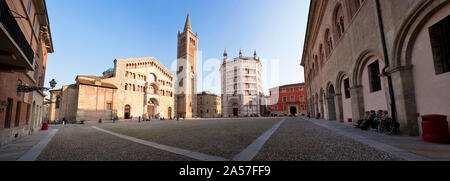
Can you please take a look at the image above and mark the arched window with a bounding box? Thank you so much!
[314,55,319,75]
[148,73,157,83]
[324,29,333,57]
[334,4,345,40]
[347,0,364,18]
[125,83,128,90]
[319,44,324,65]
[312,63,316,77]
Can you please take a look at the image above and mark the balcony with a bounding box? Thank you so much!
[0,0,34,71]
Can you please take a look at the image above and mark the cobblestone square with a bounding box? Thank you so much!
[3,117,442,161]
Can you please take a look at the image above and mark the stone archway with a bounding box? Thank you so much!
[124,105,131,119]
[319,89,325,119]
[232,103,239,117]
[327,84,337,120]
[168,107,172,118]
[148,98,159,119]
[396,1,450,136]
[290,106,297,115]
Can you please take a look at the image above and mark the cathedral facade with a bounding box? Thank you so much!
[48,57,175,122]
[47,14,198,122]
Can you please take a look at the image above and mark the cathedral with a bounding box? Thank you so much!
[48,14,198,122]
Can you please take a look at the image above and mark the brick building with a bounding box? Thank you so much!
[0,0,54,146]
[269,83,307,116]
[176,14,198,118]
[197,91,221,118]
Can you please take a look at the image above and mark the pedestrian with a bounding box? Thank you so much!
[355,111,370,128]
[138,116,141,123]
[98,118,102,123]
[307,112,311,119]
[55,119,58,125]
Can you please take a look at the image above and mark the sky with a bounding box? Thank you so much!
[44,0,310,95]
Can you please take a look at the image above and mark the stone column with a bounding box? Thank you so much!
[314,101,317,118]
[349,85,365,122]
[334,94,344,122]
[319,100,324,119]
[388,66,419,136]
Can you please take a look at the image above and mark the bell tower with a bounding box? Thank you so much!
[176,13,198,118]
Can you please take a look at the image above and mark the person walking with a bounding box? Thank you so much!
[138,116,141,123]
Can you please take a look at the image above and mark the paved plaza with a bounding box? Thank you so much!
[1,117,450,161]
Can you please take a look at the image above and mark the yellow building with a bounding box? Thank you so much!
[197,91,221,118]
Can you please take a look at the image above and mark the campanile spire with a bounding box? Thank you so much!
[184,13,192,32]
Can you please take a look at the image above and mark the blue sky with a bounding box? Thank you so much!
[44,0,310,95]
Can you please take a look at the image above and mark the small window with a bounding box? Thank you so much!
[368,60,382,92]
[27,0,32,15]
[15,101,21,127]
[55,96,61,108]
[429,15,450,75]
[283,97,287,102]
[344,78,351,98]
[290,96,294,102]
[106,102,113,110]
[284,106,287,111]
[274,106,278,111]
[290,88,294,92]
[179,79,183,87]
[34,19,39,35]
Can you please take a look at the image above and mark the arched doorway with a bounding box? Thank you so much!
[232,103,239,117]
[148,98,159,119]
[338,73,352,123]
[168,107,172,118]
[327,84,337,120]
[124,105,131,119]
[290,106,297,115]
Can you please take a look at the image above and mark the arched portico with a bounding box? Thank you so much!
[392,0,450,136]
[327,84,337,121]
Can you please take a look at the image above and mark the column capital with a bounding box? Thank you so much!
[348,85,362,90]
[385,65,413,75]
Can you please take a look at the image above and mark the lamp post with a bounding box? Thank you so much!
[17,79,57,93]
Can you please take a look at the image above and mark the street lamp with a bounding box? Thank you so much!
[49,79,57,89]
[17,79,57,93]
